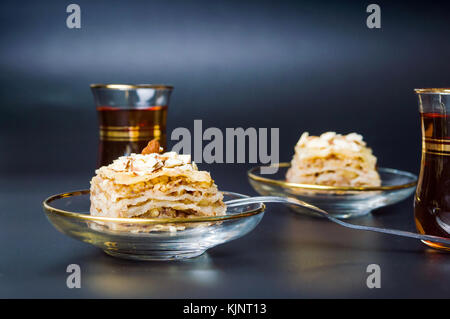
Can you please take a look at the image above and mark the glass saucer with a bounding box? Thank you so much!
[248,163,417,219]
[43,190,265,261]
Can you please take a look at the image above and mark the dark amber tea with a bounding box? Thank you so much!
[414,90,450,251]
[97,105,168,167]
[91,84,173,167]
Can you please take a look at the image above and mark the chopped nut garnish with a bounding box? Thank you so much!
[149,208,160,217]
[142,139,161,155]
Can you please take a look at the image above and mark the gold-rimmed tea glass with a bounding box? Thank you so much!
[414,88,450,251]
[90,84,173,167]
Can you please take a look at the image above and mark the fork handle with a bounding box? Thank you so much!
[225,196,450,246]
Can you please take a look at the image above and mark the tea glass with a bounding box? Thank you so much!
[414,88,450,250]
[90,84,173,167]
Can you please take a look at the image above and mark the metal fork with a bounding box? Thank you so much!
[225,196,450,246]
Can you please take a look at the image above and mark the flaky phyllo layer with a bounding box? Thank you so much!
[90,152,226,218]
[286,132,381,187]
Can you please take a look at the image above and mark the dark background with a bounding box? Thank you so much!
[0,0,449,299]
[1,0,449,180]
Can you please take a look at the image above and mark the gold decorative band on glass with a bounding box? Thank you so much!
[100,125,163,142]
[414,88,450,94]
[423,138,450,156]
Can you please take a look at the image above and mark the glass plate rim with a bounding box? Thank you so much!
[414,88,450,94]
[43,190,265,224]
[90,83,173,90]
[248,163,417,192]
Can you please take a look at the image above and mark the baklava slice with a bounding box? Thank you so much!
[90,142,226,219]
[286,132,381,187]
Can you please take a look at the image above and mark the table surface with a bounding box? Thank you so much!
[1,170,449,299]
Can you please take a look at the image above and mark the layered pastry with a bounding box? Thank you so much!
[286,132,381,187]
[90,140,226,223]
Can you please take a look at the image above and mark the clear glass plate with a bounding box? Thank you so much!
[43,190,265,261]
[248,163,417,219]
